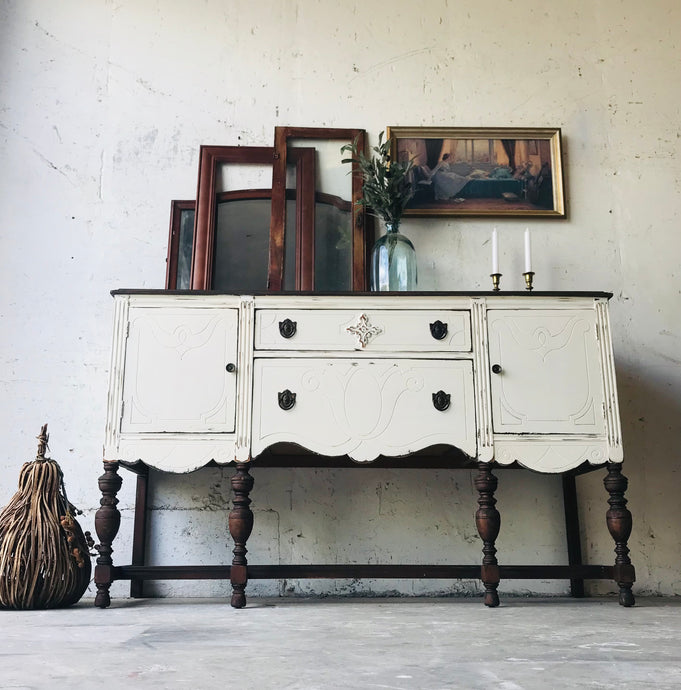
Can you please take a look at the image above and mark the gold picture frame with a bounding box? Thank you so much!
[387,127,566,218]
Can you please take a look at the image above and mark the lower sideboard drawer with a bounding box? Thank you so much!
[251,358,476,462]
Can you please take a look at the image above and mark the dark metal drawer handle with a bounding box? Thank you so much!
[278,389,296,411]
[491,364,502,374]
[432,390,451,412]
[279,319,297,339]
[225,363,236,373]
[430,320,448,340]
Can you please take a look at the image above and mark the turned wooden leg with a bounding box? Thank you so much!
[475,462,501,607]
[604,463,636,607]
[229,462,254,608]
[94,461,123,608]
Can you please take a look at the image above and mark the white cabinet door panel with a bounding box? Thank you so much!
[121,307,238,433]
[252,359,476,462]
[488,309,605,434]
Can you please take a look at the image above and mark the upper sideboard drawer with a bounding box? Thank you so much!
[254,309,471,352]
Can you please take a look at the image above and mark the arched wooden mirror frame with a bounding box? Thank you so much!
[269,127,368,292]
[190,145,315,290]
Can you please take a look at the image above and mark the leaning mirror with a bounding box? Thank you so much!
[166,200,195,289]
[191,145,314,290]
[269,127,367,292]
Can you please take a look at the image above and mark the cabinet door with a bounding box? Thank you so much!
[251,358,476,462]
[120,307,238,433]
[488,309,605,434]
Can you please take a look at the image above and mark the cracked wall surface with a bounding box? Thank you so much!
[0,0,679,598]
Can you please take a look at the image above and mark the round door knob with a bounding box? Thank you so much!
[491,364,502,374]
[226,363,236,373]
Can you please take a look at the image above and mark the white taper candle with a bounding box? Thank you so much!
[524,228,532,273]
[492,228,499,274]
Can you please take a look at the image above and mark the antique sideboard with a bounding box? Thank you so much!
[94,291,635,608]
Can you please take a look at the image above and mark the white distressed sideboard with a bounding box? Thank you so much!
[94,291,635,609]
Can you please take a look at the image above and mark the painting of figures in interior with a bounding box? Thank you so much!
[388,127,565,217]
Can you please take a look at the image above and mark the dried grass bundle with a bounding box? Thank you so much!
[0,425,93,609]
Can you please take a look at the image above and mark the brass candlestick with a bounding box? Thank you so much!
[523,271,535,291]
[490,273,502,292]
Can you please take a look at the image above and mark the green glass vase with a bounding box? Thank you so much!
[370,222,417,291]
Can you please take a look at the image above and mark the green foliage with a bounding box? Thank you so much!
[341,131,414,226]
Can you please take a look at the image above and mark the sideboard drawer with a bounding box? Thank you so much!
[251,358,476,462]
[254,309,471,352]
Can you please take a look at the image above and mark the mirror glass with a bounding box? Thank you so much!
[313,196,352,291]
[212,195,296,291]
[176,208,195,289]
[287,139,353,291]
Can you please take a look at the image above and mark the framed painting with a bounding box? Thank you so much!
[387,127,566,218]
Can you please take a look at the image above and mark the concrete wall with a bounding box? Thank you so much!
[1,0,679,599]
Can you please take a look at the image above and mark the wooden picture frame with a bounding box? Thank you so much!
[190,145,315,290]
[269,127,368,291]
[165,200,195,289]
[387,127,566,218]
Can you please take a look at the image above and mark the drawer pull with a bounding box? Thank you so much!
[279,319,297,339]
[432,390,451,412]
[491,364,502,374]
[278,389,296,411]
[225,363,236,373]
[429,320,448,340]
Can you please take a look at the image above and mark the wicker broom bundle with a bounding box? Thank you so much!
[0,425,93,609]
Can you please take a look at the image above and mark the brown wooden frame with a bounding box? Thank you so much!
[190,146,315,290]
[269,127,367,292]
[191,146,271,290]
[165,200,195,289]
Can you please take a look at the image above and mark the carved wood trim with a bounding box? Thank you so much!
[595,299,623,461]
[471,298,493,460]
[104,294,129,459]
[235,296,255,462]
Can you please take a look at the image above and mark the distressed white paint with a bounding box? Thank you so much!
[0,0,679,598]
[108,292,615,470]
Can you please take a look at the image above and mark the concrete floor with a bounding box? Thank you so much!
[2,597,680,689]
